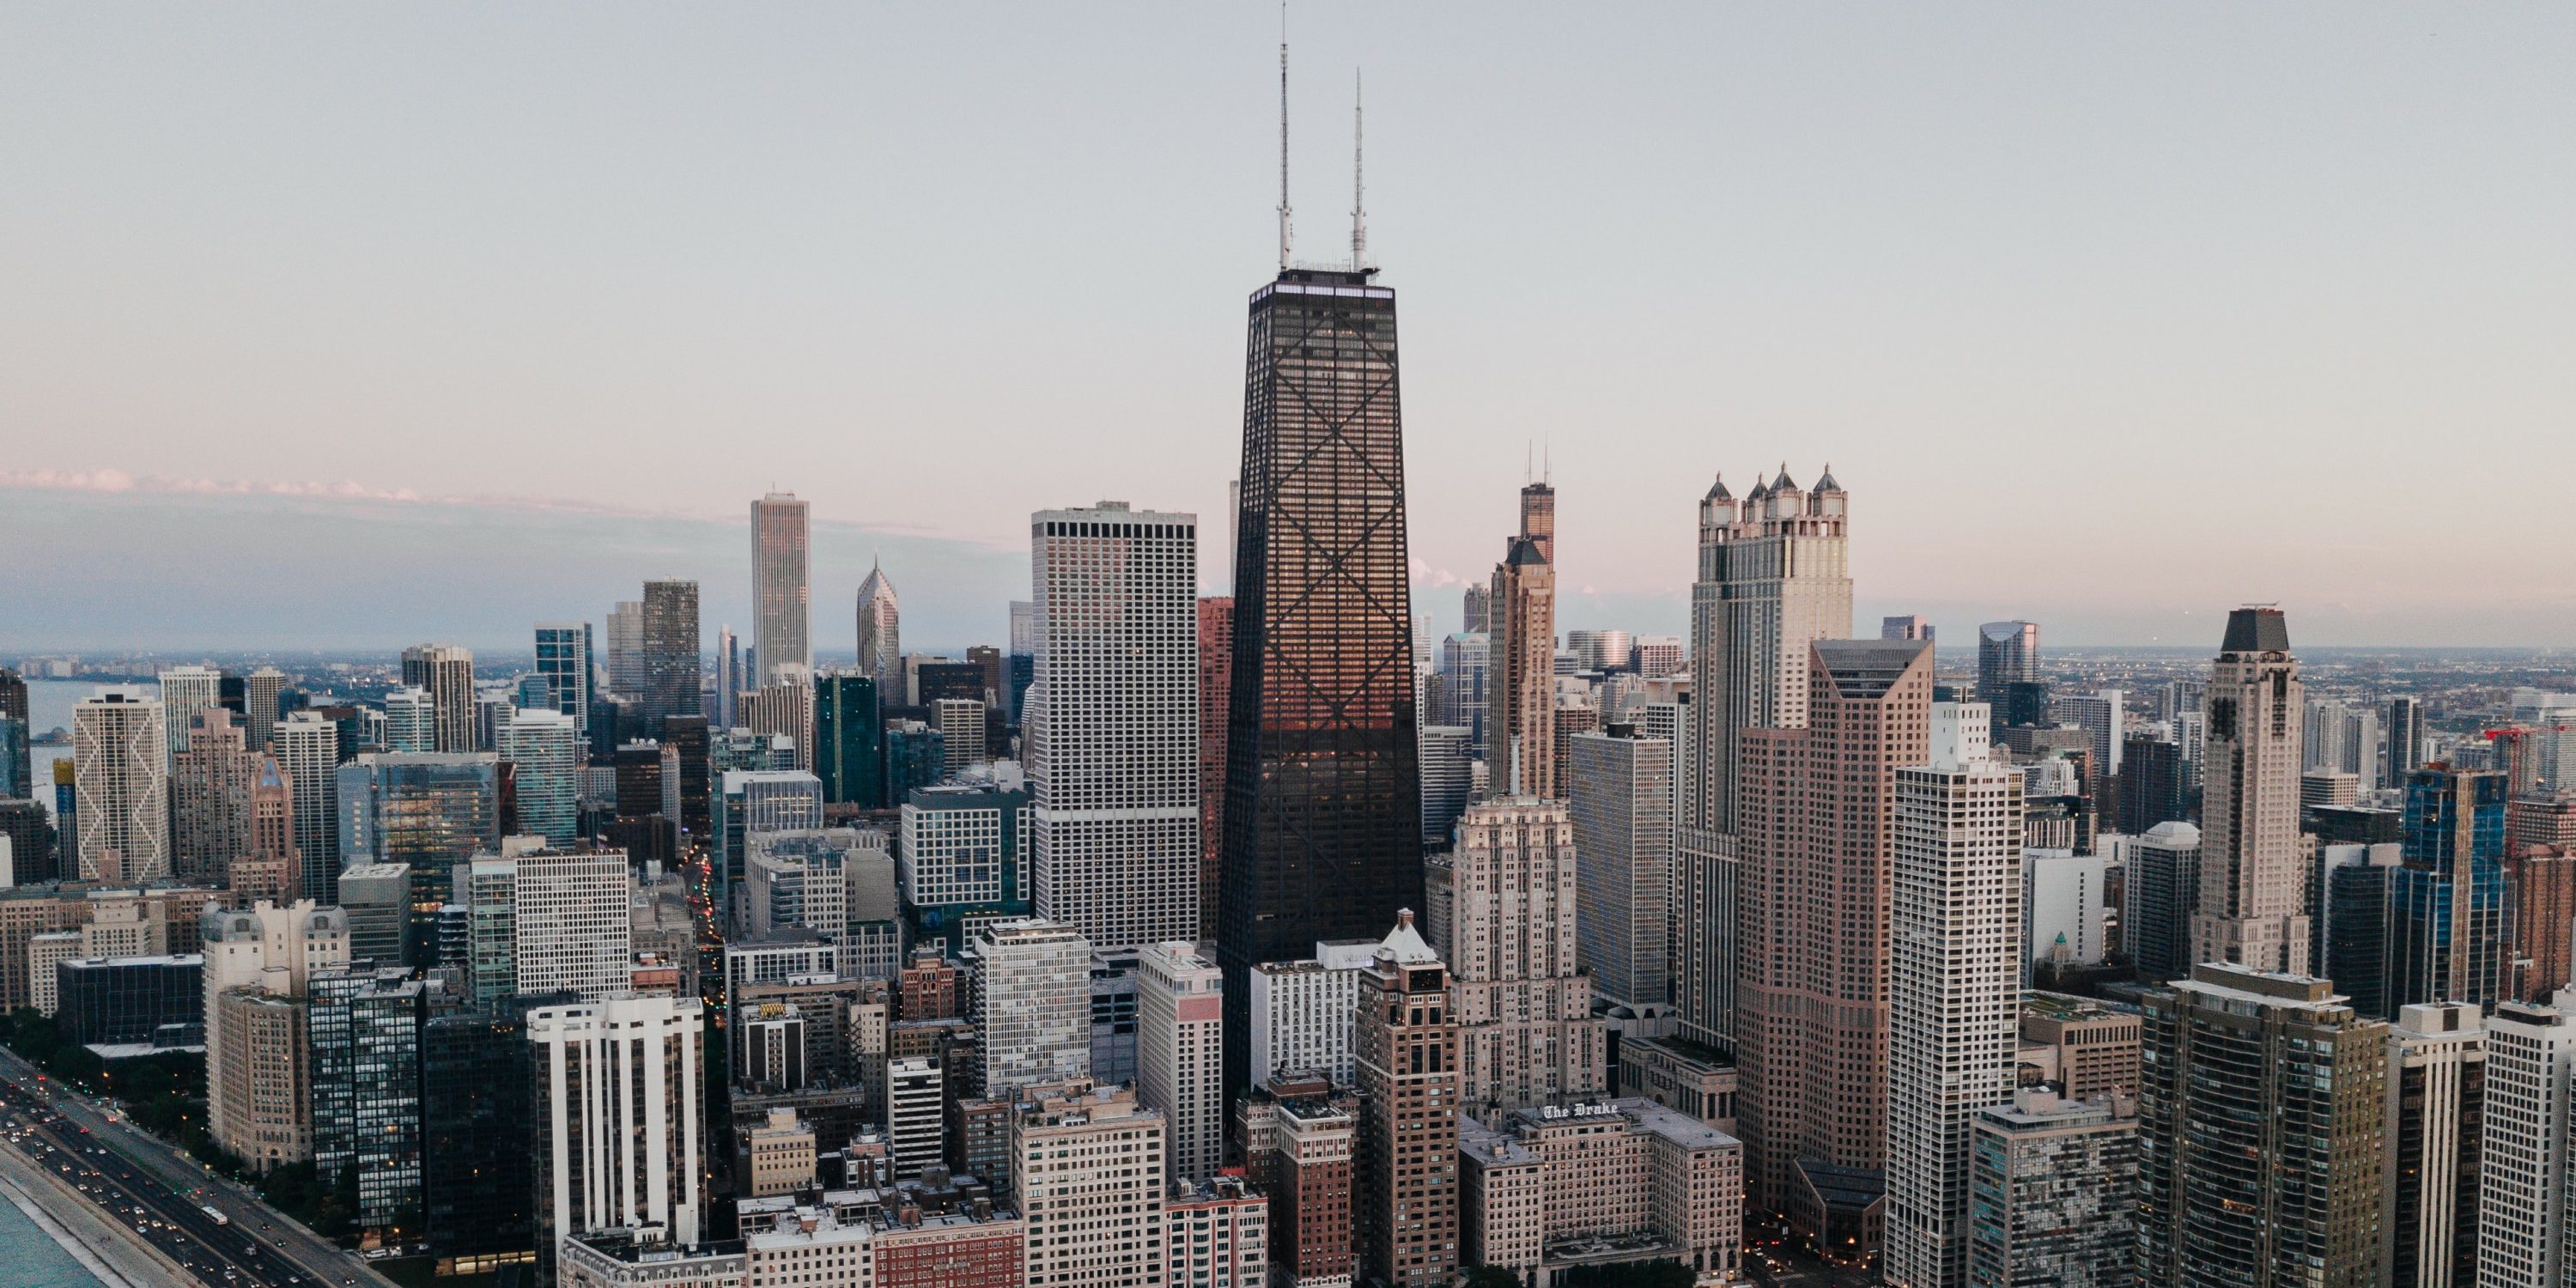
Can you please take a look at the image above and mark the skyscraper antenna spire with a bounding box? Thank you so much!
[1350,69,1368,271]
[1277,3,1293,270]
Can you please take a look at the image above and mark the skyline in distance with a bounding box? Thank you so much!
[5,6,2573,648]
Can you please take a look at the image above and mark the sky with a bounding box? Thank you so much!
[4,5,2573,653]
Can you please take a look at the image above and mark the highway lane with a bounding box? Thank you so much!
[0,1058,375,1288]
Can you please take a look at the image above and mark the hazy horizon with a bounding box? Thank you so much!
[6,6,2573,649]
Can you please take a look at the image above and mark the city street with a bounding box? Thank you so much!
[0,1047,391,1288]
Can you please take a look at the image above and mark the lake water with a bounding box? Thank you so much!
[16,678,90,825]
[0,1180,109,1286]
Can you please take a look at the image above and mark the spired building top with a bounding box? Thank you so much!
[1221,55,1422,1095]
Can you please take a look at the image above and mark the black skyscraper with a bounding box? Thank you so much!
[641,578,702,733]
[1218,264,1422,1091]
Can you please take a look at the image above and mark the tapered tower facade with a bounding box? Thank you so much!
[2190,607,2312,975]
[1677,467,1850,1053]
[1220,263,1422,1093]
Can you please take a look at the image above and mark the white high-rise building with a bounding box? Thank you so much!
[974,918,1093,1097]
[2190,607,2312,975]
[528,995,705,1272]
[513,847,634,1001]
[1138,940,1224,1186]
[1569,726,1674,1012]
[2385,1002,2482,1288]
[274,713,341,902]
[1886,701,2022,1288]
[751,492,812,683]
[1679,466,1849,1050]
[382,687,436,753]
[502,708,580,847]
[2048,690,2127,776]
[1248,940,1376,1086]
[2476,990,2576,1288]
[1027,502,1200,951]
[605,600,646,696]
[72,686,170,883]
[157,665,223,756]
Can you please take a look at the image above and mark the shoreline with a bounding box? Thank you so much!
[0,1137,188,1288]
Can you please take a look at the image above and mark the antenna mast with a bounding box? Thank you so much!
[1277,4,1292,270]
[1351,70,1368,271]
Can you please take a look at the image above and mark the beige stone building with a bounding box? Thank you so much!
[1428,799,1607,1116]
[748,1108,818,1197]
[1012,1079,1168,1288]
[1460,1099,1743,1286]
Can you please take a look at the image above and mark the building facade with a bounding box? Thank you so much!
[1431,798,1607,1115]
[1220,263,1424,1093]
[1028,502,1201,951]
[1352,913,1460,1288]
[2190,608,2312,975]
[1136,940,1224,1186]
[1886,702,2023,1288]
[1736,638,1930,1253]
[751,493,811,683]
[1678,467,1850,1055]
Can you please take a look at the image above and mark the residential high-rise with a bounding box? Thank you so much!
[237,753,298,905]
[1736,637,1929,1250]
[243,667,287,752]
[2506,845,2576,1002]
[2125,821,2202,984]
[527,995,705,1277]
[158,665,223,755]
[535,622,594,737]
[1247,942,1374,1087]
[605,600,646,696]
[1679,466,1850,1054]
[0,667,30,799]
[742,667,817,772]
[501,708,580,847]
[1138,940,1224,1186]
[1219,259,1423,1093]
[276,711,343,902]
[172,708,259,884]
[2476,990,2576,1288]
[1416,725,1473,851]
[308,966,429,1233]
[1975,622,2040,717]
[401,644,477,754]
[2190,607,2313,975]
[856,557,902,697]
[1353,912,1460,1288]
[1197,597,1233,941]
[814,671,884,809]
[932,696,985,775]
[2137,964,2387,1288]
[1965,1090,2136,1288]
[72,686,169,883]
[2388,696,2427,784]
[1428,797,1605,1114]
[203,901,349,1170]
[752,492,812,682]
[1886,701,2023,1288]
[1569,725,1674,1013]
[1488,483,1558,798]
[640,579,702,732]
[2387,765,2511,1012]
[973,918,1091,1097]
[1012,1080,1169,1288]
[2050,690,2126,777]
[2385,1002,2482,1288]
[382,686,435,754]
